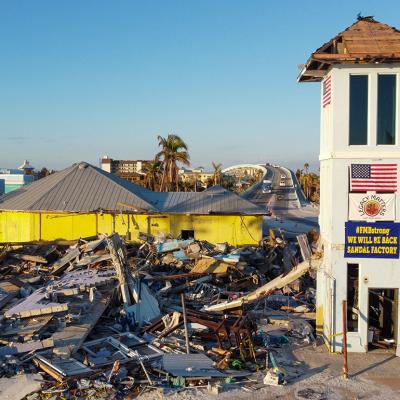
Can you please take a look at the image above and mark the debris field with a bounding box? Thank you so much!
[0,229,321,399]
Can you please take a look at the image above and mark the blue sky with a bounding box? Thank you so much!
[1,1,399,172]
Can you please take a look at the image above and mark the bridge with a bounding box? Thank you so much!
[223,163,319,236]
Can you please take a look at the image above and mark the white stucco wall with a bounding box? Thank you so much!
[317,64,400,353]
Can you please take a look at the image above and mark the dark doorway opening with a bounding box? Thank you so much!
[181,230,195,240]
[347,264,359,332]
[368,288,398,352]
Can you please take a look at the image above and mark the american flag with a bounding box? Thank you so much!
[322,76,331,108]
[350,164,398,192]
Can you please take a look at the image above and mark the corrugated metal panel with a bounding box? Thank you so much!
[0,163,157,212]
[161,354,226,377]
[0,165,76,210]
[163,186,266,215]
[0,165,265,215]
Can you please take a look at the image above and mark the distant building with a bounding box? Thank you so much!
[300,17,400,354]
[0,160,35,193]
[100,156,151,184]
[178,167,214,188]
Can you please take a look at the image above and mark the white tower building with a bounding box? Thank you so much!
[300,17,400,353]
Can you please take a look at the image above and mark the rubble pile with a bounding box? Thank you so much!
[0,230,321,399]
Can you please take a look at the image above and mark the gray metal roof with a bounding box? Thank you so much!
[0,162,157,212]
[142,191,198,211]
[0,163,266,215]
[157,186,267,215]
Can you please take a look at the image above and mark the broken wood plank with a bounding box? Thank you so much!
[9,253,48,264]
[79,238,105,253]
[106,233,132,306]
[204,257,322,312]
[0,338,54,356]
[51,247,80,275]
[76,253,111,267]
[51,290,115,355]
[4,289,69,318]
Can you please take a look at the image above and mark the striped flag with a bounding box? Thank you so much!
[350,164,398,192]
[322,76,331,108]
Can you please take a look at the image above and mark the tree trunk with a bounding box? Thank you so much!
[160,163,167,192]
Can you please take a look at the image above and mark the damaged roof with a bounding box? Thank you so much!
[299,16,400,82]
[0,163,266,215]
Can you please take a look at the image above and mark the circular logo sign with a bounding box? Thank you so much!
[363,199,381,217]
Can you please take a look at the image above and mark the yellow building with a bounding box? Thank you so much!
[0,162,265,245]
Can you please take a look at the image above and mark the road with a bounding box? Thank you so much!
[241,165,319,236]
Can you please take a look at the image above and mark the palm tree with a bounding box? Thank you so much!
[143,158,163,191]
[212,162,222,186]
[157,134,190,191]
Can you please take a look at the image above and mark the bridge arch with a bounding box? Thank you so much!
[222,164,267,176]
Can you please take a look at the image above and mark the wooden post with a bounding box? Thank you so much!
[342,300,349,379]
[181,292,190,354]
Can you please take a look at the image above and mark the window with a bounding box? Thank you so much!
[377,74,396,145]
[347,263,359,332]
[349,75,368,145]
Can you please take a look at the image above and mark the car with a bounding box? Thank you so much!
[261,180,272,193]
[279,180,286,187]
[280,174,286,179]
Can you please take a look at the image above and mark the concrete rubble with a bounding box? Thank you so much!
[0,230,321,398]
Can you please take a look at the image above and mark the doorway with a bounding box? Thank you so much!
[368,288,398,351]
[181,230,195,240]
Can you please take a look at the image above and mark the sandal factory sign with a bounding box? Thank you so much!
[345,221,400,259]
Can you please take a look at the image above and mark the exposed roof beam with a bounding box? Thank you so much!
[312,52,400,60]
[300,70,327,77]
